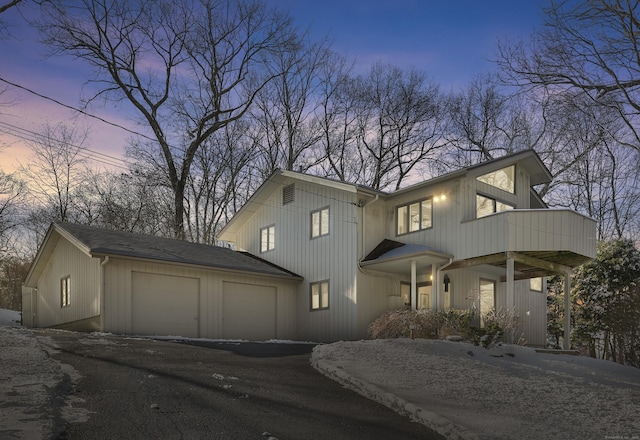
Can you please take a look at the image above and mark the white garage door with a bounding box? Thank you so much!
[131,272,200,338]
[222,282,277,340]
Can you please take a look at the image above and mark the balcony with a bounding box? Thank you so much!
[448,209,597,278]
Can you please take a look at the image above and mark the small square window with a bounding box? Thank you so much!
[260,225,275,252]
[310,280,329,310]
[60,275,71,308]
[530,277,543,292]
[311,207,329,238]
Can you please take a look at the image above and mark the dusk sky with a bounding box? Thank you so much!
[0,0,547,173]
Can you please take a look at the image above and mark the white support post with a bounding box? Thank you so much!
[564,271,571,350]
[411,260,417,311]
[506,256,515,310]
[432,264,439,311]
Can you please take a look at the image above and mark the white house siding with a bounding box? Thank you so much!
[514,281,547,347]
[34,237,101,329]
[232,177,360,342]
[102,258,297,340]
[444,268,546,346]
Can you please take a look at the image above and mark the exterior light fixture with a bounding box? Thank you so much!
[443,274,451,292]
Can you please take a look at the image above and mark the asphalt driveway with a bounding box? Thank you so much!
[31,330,443,440]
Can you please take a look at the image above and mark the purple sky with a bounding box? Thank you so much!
[0,0,546,172]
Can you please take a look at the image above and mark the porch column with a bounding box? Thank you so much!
[411,259,417,311]
[564,270,571,350]
[432,264,439,311]
[506,256,515,310]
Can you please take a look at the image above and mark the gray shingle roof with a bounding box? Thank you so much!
[55,222,301,279]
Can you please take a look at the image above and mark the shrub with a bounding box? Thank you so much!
[368,309,440,339]
[368,308,478,340]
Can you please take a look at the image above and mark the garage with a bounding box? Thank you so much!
[222,282,277,340]
[131,271,200,338]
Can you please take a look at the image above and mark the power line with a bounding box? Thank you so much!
[0,120,132,170]
[0,76,156,142]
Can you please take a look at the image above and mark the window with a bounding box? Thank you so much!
[283,184,295,205]
[401,281,432,309]
[530,277,543,292]
[479,279,495,327]
[260,225,275,252]
[476,194,514,218]
[60,275,71,308]
[310,280,329,310]
[476,165,515,193]
[311,207,330,238]
[397,199,432,235]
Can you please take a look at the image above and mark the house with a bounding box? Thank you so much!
[22,150,597,346]
[22,222,302,340]
[218,150,597,346]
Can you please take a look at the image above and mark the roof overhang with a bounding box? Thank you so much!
[218,169,359,243]
[445,250,592,281]
[361,240,453,275]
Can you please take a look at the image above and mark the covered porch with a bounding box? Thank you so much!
[362,239,595,349]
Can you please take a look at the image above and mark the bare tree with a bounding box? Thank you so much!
[93,168,174,237]
[249,36,331,177]
[443,75,536,169]
[0,170,23,256]
[185,121,255,244]
[498,0,640,152]
[315,52,360,182]
[38,0,298,239]
[20,123,89,223]
[0,256,29,311]
[350,63,445,190]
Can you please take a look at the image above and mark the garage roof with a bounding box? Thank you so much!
[39,222,302,280]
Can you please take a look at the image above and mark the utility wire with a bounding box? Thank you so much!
[0,75,156,142]
[0,120,131,170]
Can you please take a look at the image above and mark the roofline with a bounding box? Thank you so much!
[23,223,57,286]
[89,251,304,281]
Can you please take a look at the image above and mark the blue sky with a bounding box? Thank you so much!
[0,0,547,171]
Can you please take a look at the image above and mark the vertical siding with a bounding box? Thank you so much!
[35,238,101,328]
[103,258,298,339]
[234,178,359,342]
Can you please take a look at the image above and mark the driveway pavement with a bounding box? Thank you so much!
[0,328,442,440]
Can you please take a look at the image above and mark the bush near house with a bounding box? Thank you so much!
[368,308,519,348]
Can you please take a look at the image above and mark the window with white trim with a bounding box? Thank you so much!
[476,194,514,218]
[396,199,432,235]
[476,165,515,193]
[60,275,71,308]
[311,207,329,238]
[310,280,329,310]
[260,225,275,252]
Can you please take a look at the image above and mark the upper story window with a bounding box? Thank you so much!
[397,199,432,235]
[311,207,330,238]
[60,275,71,308]
[260,225,275,252]
[477,165,515,194]
[477,194,514,218]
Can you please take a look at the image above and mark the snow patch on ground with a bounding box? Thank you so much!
[312,338,640,440]
[0,327,92,439]
[0,308,21,326]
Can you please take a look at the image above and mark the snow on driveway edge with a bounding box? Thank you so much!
[311,344,475,440]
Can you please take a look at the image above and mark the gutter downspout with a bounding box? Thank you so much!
[100,256,110,332]
[360,194,379,261]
